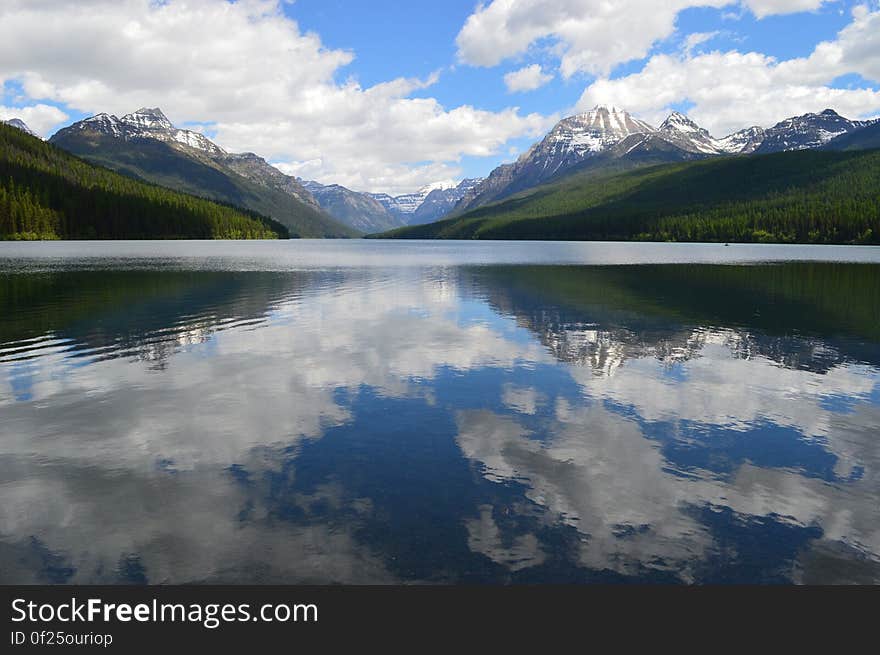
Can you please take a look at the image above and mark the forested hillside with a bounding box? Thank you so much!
[0,123,287,240]
[50,116,358,238]
[379,149,880,244]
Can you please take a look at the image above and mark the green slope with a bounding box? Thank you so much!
[50,131,357,238]
[0,122,287,240]
[378,149,880,244]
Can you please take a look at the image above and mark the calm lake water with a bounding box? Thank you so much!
[1,240,879,584]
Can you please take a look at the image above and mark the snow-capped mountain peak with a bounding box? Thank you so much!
[552,105,655,152]
[498,105,658,184]
[716,126,765,154]
[364,177,485,222]
[657,111,724,154]
[2,118,37,137]
[755,108,865,153]
[420,179,458,193]
[661,111,704,134]
[121,107,174,131]
[382,187,434,214]
[67,108,226,156]
[80,113,123,136]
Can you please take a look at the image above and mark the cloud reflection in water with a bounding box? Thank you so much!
[1,254,878,584]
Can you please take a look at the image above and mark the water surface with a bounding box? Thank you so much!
[1,240,879,584]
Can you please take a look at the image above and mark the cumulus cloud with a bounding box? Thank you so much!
[457,0,729,77]
[503,64,553,93]
[0,103,68,136]
[577,6,880,136]
[0,268,552,582]
[3,264,879,582]
[0,0,550,194]
[743,0,832,19]
[455,0,831,78]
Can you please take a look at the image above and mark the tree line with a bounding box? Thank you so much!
[386,149,880,244]
[0,123,287,240]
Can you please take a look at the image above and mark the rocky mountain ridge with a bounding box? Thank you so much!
[454,105,878,214]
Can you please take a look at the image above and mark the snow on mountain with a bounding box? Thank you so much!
[658,112,725,154]
[391,188,434,215]
[529,105,655,172]
[659,113,769,155]
[343,178,483,225]
[456,105,657,212]
[455,105,875,215]
[122,106,174,131]
[409,178,485,225]
[44,103,876,229]
[71,107,227,157]
[369,184,445,217]
[2,118,37,137]
[716,126,766,154]
[755,109,868,154]
[823,118,880,151]
[302,180,405,233]
[54,107,327,216]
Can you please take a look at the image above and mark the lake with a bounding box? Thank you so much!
[1,240,879,584]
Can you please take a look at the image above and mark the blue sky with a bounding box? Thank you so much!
[283,0,871,181]
[1,0,879,193]
[290,0,854,111]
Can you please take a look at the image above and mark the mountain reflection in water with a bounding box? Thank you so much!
[1,244,878,584]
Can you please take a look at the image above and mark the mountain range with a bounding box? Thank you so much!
[4,102,880,242]
[367,179,485,225]
[382,146,880,244]
[49,108,355,238]
[452,105,877,215]
[291,178,488,233]
[300,180,404,233]
[1,120,287,240]
[39,107,482,234]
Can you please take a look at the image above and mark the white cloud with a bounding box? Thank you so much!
[456,399,880,580]
[0,103,68,136]
[832,3,880,82]
[743,0,831,19]
[456,0,727,77]
[2,266,879,582]
[0,269,552,582]
[683,31,720,54]
[577,6,880,136]
[0,0,550,194]
[504,64,553,93]
[455,0,830,78]
[502,384,545,414]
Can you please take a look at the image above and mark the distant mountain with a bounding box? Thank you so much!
[2,118,36,137]
[409,178,484,225]
[1,121,287,240]
[657,112,727,154]
[379,148,880,245]
[368,185,437,220]
[221,151,320,210]
[49,108,356,238]
[455,105,714,213]
[300,180,405,233]
[754,109,870,154]
[716,126,766,155]
[349,180,481,226]
[453,105,877,215]
[388,188,434,215]
[367,192,401,217]
[823,119,880,151]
